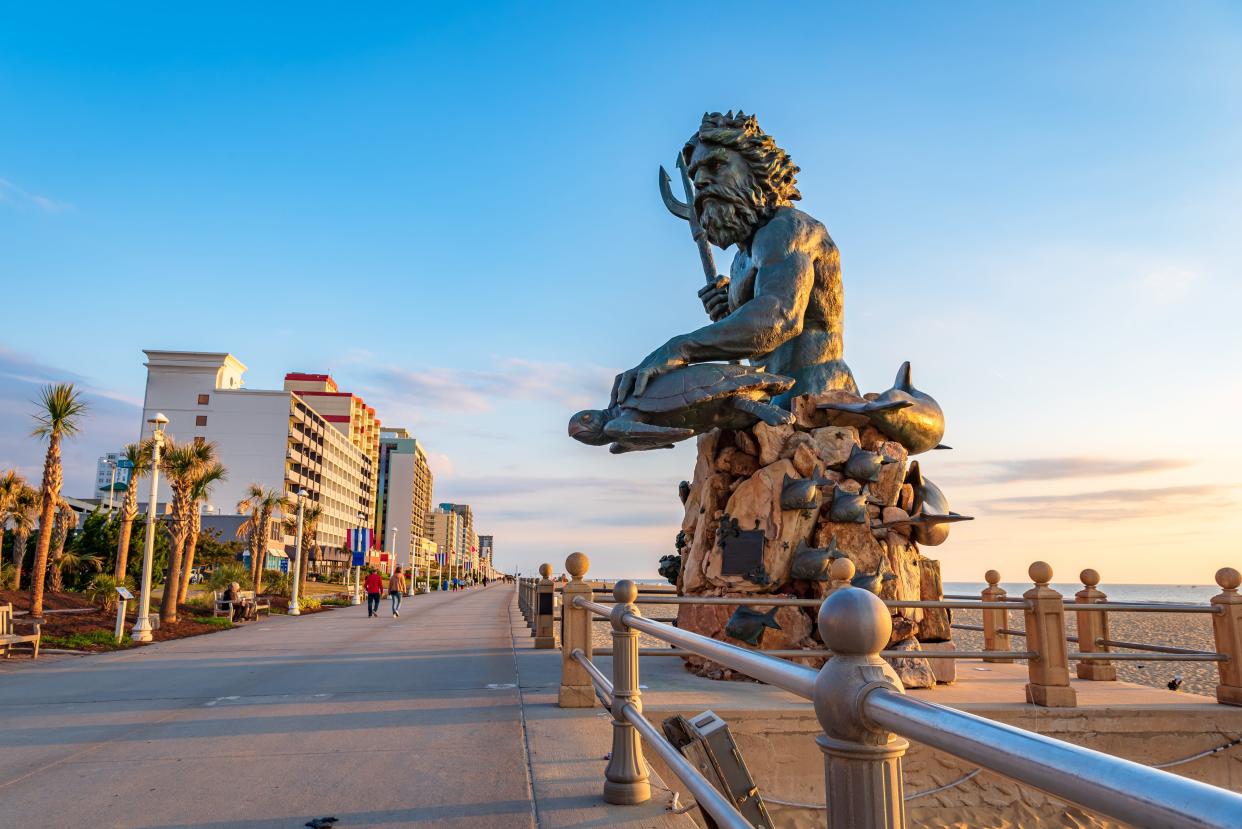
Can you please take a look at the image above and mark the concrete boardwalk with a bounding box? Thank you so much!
[0,586,553,828]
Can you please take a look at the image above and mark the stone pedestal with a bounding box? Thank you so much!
[671,391,960,683]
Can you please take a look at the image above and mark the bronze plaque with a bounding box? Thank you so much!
[720,529,765,576]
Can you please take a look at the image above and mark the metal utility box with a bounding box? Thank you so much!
[663,711,773,828]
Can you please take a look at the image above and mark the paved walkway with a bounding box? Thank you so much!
[0,586,538,828]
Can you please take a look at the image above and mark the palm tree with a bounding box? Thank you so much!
[0,470,24,570]
[177,461,227,604]
[236,484,289,595]
[158,440,217,623]
[113,441,153,581]
[29,383,88,617]
[298,504,322,596]
[52,548,101,591]
[7,485,39,588]
[47,499,79,593]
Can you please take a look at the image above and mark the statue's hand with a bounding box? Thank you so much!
[697,275,731,321]
[617,340,688,402]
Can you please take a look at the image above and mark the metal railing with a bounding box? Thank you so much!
[554,553,1242,828]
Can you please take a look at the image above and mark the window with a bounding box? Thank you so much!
[193,437,205,447]
[195,415,208,427]
[197,394,210,405]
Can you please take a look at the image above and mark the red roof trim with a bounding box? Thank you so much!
[296,390,351,397]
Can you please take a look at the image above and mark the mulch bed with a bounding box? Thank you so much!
[0,591,245,651]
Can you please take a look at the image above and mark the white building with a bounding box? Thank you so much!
[138,350,375,570]
[94,452,132,506]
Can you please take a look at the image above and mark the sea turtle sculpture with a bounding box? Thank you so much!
[568,363,795,454]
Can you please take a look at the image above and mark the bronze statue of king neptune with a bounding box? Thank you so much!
[615,111,854,407]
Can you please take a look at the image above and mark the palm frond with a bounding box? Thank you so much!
[30,383,89,440]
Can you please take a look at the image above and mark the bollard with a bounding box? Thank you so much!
[559,552,595,708]
[1211,567,1242,707]
[1023,562,1076,707]
[814,584,909,828]
[828,557,855,594]
[1075,569,1116,681]
[534,563,555,648]
[982,569,1012,663]
[604,579,650,804]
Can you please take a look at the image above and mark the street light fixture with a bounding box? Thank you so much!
[106,458,118,512]
[131,412,168,643]
[288,489,308,616]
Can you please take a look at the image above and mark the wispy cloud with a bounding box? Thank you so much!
[980,484,1238,521]
[437,474,659,500]
[1137,265,1199,305]
[357,356,617,414]
[0,177,72,213]
[946,456,1194,485]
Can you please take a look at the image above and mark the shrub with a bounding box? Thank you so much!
[44,630,131,650]
[0,561,14,591]
[261,571,292,597]
[207,563,252,592]
[85,574,132,612]
[190,615,233,629]
[298,597,322,611]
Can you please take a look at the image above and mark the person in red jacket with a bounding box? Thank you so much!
[364,569,384,617]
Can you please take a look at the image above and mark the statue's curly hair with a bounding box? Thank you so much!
[683,111,801,209]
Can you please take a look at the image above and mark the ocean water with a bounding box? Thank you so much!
[944,582,1220,605]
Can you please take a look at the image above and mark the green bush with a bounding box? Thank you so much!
[207,563,252,592]
[298,597,322,611]
[44,630,131,650]
[84,574,133,611]
[261,571,292,597]
[190,615,233,629]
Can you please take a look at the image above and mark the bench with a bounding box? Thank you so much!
[212,590,272,620]
[0,603,41,659]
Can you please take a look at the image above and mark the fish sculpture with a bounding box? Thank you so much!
[817,361,946,455]
[789,538,845,581]
[780,473,834,511]
[828,444,897,483]
[851,571,898,595]
[828,486,883,524]
[876,460,973,546]
[724,605,782,646]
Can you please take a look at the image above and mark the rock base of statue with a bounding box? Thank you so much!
[673,390,950,687]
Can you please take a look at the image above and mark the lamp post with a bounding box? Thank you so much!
[106,459,118,512]
[389,526,397,578]
[131,413,168,643]
[350,511,365,606]
[288,489,307,616]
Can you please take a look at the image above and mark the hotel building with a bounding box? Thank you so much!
[139,351,374,570]
[375,427,435,574]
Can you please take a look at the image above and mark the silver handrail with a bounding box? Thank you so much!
[865,689,1242,829]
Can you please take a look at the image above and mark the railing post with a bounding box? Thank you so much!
[814,584,909,828]
[604,579,650,804]
[828,557,855,593]
[981,569,1011,663]
[1074,569,1116,681]
[1211,567,1242,707]
[1023,561,1076,707]
[559,552,595,708]
[535,564,555,648]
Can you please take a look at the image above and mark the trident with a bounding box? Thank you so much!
[658,154,718,287]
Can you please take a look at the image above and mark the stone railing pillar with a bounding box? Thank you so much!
[559,552,595,708]
[814,583,909,828]
[981,569,1012,663]
[1211,567,1242,707]
[604,580,650,804]
[828,557,855,594]
[535,563,555,648]
[1074,569,1116,681]
[1023,561,1076,707]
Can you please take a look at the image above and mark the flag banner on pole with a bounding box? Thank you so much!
[348,528,372,567]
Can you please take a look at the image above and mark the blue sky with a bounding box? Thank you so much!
[2,3,1240,581]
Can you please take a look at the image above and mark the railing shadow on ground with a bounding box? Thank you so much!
[525,553,1242,829]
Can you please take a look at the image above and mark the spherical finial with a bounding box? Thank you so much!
[1216,567,1241,592]
[830,557,855,583]
[985,569,1001,586]
[1080,568,1100,588]
[817,587,892,655]
[565,552,589,580]
[613,579,638,604]
[538,563,552,579]
[1029,561,1053,585]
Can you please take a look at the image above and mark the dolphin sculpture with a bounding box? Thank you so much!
[828,443,898,483]
[780,473,834,511]
[828,487,884,524]
[724,606,782,646]
[789,538,845,580]
[876,460,973,546]
[817,361,946,455]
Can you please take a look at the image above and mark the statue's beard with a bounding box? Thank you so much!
[696,181,765,248]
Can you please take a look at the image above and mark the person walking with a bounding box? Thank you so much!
[364,568,384,617]
[389,566,407,617]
